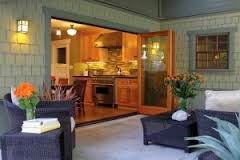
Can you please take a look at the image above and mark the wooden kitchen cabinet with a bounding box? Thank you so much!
[80,32,104,62]
[116,78,138,108]
[73,76,94,106]
[122,33,138,61]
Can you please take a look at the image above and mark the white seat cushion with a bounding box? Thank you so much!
[70,117,76,132]
[205,90,240,112]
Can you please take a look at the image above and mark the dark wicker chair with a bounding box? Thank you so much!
[2,93,75,160]
[195,109,238,160]
[73,80,87,115]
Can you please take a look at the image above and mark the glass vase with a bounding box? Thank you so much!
[178,98,190,112]
[26,108,35,120]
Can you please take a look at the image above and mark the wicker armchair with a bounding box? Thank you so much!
[195,109,238,160]
[2,93,75,160]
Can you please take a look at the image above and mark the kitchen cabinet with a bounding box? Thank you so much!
[73,76,94,106]
[115,78,138,108]
[122,33,138,61]
[80,32,104,62]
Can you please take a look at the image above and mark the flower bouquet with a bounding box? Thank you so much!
[15,82,40,120]
[165,72,205,112]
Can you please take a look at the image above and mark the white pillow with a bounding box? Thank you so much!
[11,87,19,106]
[205,90,240,112]
[70,117,75,132]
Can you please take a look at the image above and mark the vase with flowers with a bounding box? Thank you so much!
[165,72,204,114]
[14,82,40,120]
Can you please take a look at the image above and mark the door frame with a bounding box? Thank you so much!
[137,30,175,115]
[51,39,71,84]
[43,7,148,85]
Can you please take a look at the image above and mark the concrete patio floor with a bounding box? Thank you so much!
[74,115,197,160]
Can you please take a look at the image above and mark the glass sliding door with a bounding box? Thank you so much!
[138,31,175,115]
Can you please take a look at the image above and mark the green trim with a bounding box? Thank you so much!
[187,27,237,72]
[43,7,149,85]
[43,7,148,33]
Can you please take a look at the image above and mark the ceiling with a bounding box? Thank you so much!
[51,19,115,34]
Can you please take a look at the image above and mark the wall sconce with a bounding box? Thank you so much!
[17,20,28,33]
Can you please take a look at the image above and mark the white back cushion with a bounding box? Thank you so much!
[205,90,240,112]
[11,87,19,106]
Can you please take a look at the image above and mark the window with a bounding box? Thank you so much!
[57,47,66,64]
[196,34,229,69]
[188,27,236,71]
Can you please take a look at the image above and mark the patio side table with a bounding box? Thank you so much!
[1,128,64,160]
[141,112,197,153]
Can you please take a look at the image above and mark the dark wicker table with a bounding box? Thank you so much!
[141,112,197,153]
[1,128,64,160]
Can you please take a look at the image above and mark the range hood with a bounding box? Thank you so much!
[95,32,122,48]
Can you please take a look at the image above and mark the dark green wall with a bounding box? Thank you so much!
[162,0,240,18]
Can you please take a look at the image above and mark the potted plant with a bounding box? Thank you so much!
[186,114,240,160]
[39,84,77,109]
[14,82,40,120]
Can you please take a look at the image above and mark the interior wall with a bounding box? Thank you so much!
[160,11,240,108]
[51,32,81,83]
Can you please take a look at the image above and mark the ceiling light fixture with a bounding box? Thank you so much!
[67,25,77,36]
[56,28,61,36]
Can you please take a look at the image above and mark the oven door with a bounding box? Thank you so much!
[93,84,114,105]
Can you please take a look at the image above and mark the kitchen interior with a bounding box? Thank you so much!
[51,18,139,125]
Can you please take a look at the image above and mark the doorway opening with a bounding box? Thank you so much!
[50,18,139,126]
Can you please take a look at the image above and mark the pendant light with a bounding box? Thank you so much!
[56,28,61,36]
[67,25,77,36]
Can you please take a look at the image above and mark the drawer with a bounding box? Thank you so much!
[116,79,129,85]
[129,79,138,85]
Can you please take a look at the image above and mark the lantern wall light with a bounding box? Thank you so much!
[17,20,28,33]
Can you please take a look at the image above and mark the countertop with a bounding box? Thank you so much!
[72,75,137,78]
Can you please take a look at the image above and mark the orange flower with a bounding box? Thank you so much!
[14,82,36,98]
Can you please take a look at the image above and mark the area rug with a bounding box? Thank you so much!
[73,115,197,160]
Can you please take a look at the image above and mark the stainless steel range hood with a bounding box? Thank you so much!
[94,32,122,48]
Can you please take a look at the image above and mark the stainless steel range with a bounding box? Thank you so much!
[92,76,116,107]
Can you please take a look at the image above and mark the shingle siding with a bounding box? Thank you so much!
[160,12,240,108]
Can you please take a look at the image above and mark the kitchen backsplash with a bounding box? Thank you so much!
[75,49,138,75]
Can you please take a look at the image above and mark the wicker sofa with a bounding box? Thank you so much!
[1,93,75,160]
[195,109,238,160]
